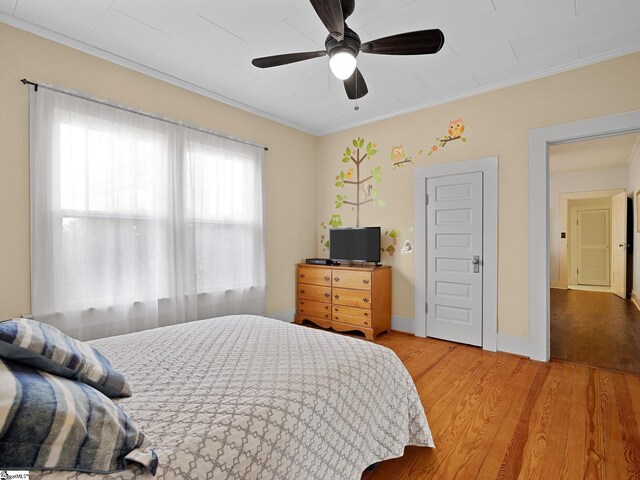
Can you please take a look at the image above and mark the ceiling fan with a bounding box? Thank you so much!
[251,0,445,100]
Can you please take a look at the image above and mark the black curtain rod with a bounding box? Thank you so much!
[20,78,269,152]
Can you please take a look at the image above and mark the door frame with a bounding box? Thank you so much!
[529,109,640,362]
[414,156,498,351]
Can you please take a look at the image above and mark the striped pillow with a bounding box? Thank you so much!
[0,358,157,475]
[0,319,131,398]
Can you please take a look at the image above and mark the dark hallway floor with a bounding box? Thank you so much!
[551,289,640,374]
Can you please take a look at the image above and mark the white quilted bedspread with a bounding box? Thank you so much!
[33,315,433,480]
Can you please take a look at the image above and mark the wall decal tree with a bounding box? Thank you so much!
[334,137,385,227]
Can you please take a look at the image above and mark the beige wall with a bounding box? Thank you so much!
[3,21,640,340]
[317,52,640,337]
[0,23,318,319]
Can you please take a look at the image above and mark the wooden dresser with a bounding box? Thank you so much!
[294,263,391,340]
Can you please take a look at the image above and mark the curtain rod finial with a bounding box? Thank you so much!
[21,78,38,91]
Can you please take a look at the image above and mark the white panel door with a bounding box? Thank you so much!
[426,172,483,346]
[611,191,627,298]
[577,209,610,286]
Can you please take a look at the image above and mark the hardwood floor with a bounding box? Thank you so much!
[357,331,640,480]
[551,288,640,374]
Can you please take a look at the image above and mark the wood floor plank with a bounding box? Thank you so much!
[585,368,607,479]
[537,362,576,480]
[599,371,631,480]
[559,364,590,480]
[494,362,551,480]
[473,360,542,480]
[611,374,640,478]
[398,341,458,381]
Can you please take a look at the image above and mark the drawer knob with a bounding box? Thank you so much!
[335,316,339,320]
[363,297,370,303]
[300,289,305,294]
[300,273,305,278]
[364,312,368,316]
[364,321,369,326]
[334,294,340,300]
[300,301,305,305]
[334,277,340,282]
[363,279,370,285]
[324,276,330,281]
[324,293,331,298]
[300,309,305,312]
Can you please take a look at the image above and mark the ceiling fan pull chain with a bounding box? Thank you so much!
[355,77,359,111]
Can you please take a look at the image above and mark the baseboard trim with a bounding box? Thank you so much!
[632,291,640,312]
[497,334,530,358]
[267,309,295,323]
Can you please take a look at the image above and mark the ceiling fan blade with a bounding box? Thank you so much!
[360,29,445,55]
[309,0,344,40]
[344,68,368,100]
[252,51,327,68]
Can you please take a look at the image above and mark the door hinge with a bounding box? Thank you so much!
[425,303,428,314]
[425,193,429,205]
[577,269,579,274]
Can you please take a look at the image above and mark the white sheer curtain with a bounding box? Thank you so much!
[30,86,266,340]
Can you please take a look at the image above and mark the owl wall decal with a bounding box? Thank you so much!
[391,146,405,163]
[448,118,465,138]
[390,145,416,169]
[328,214,343,229]
[428,117,468,156]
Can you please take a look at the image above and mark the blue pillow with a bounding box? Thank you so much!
[0,358,157,475]
[0,318,131,398]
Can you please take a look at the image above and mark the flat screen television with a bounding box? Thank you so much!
[329,227,381,263]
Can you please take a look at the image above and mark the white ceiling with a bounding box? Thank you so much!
[549,132,640,174]
[1,0,640,135]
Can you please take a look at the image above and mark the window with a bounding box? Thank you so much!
[31,87,265,339]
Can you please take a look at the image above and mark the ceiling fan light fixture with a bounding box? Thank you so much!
[329,49,357,80]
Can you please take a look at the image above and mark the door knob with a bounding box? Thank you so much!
[472,255,481,273]
[619,244,624,247]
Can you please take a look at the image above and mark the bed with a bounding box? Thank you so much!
[32,315,433,479]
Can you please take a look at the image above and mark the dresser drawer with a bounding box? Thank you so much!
[297,299,331,312]
[298,306,331,321]
[331,270,372,290]
[298,266,332,286]
[333,312,371,328]
[333,305,371,320]
[332,288,372,309]
[298,284,332,303]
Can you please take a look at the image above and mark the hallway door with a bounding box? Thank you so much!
[611,191,627,299]
[577,209,610,286]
